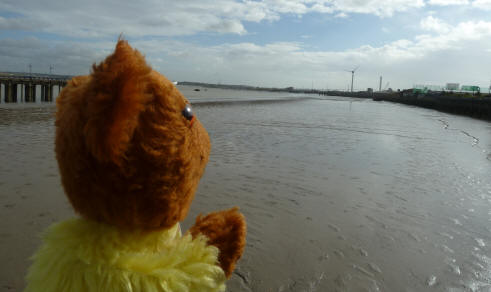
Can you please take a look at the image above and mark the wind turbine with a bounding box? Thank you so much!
[345,66,359,92]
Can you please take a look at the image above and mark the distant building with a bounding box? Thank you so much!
[461,85,480,93]
[413,84,442,92]
[446,83,459,91]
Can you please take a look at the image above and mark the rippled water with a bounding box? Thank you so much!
[1,86,490,291]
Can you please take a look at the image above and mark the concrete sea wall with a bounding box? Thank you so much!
[318,90,491,121]
[371,92,491,121]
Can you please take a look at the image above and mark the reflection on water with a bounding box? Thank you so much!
[1,86,490,291]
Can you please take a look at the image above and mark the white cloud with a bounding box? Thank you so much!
[420,16,451,33]
[428,0,469,5]
[0,0,429,38]
[149,19,491,89]
[129,19,491,89]
[264,0,310,14]
[0,37,111,75]
[207,19,247,35]
[328,0,425,17]
[0,0,276,37]
[265,0,426,17]
[1,18,491,90]
[378,20,491,60]
[0,16,47,31]
[335,13,348,18]
[261,0,427,17]
[472,0,491,10]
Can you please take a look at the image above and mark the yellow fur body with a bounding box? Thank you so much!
[24,218,226,292]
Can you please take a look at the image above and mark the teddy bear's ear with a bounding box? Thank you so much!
[83,40,152,165]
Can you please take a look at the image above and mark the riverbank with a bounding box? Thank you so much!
[369,91,491,121]
[316,90,491,121]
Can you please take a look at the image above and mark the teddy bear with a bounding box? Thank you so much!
[24,40,246,291]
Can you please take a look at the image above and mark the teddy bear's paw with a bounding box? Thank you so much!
[189,207,247,278]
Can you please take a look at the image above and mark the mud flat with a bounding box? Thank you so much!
[1,87,490,291]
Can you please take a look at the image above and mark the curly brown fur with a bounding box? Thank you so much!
[189,207,247,278]
[55,40,211,230]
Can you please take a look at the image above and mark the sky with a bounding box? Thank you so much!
[1,0,491,90]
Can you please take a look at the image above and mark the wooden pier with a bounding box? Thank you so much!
[0,73,70,103]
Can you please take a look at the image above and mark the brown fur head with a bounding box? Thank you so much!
[55,40,210,230]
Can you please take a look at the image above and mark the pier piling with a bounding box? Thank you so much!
[0,74,69,103]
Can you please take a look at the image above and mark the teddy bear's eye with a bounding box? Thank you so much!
[182,104,194,121]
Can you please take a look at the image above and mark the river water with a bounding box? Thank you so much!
[1,85,490,291]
